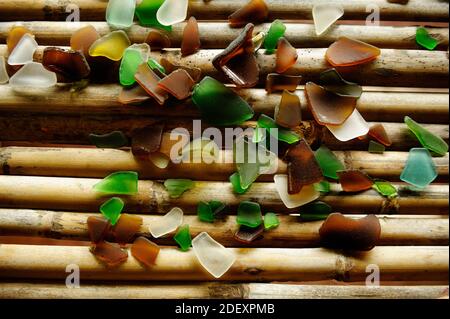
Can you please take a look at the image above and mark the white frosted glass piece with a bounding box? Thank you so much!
[312,4,344,36]
[156,0,188,26]
[7,33,38,66]
[106,0,136,29]
[274,174,320,209]
[9,62,57,88]
[0,57,9,84]
[149,207,183,238]
[326,109,370,142]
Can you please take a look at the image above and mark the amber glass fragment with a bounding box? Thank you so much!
[131,236,160,267]
[145,30,171,51]
[87,216,111,243]
[305,82,356,126]
[368,124,392,147]
[160,58,202,82]
[319,213,381,251]
[266,73,302,94]
[275,90,302,128]
[228,0,269,28]
[90,241,128,267]
[70,25,100,57]
[181,17,201,56]
[212,23,259,88]
[337,170,373,192]
[118,85,151,105]
[112,214,143,245]
[131,124,164,158]
[158,69,195,99]
[7,26,32,53]
[326,37,381,67]
[134,63,168,105]
[276,38,298,74]
[234,225,264,244]
[42,47,90,82]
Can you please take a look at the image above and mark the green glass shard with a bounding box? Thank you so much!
[229,172,249,194]
[100,197,124,226]
[299,213,330,221]
[405,116,448,156]
[147,58,166,74]
[319,68,363,98]
[197,201,215,223]
[257,114,301,144]
[209,200,226,217]
[299,201,332,216]
[400,148,438,189]
[372,179,398,198]
[173,224,192,251]
[119,44,150,86]
[314,180,331,194]
[264,212,280,230]
[416,27,439,51]
[237,201,263,228]
[314,145,344,180]
[89,131,129,149]
[164,179,195,198]
[192,76,255,126]
[135,0,172,31]
[93,171,138,195]
[368,140,386,154]
[264,20,286,54]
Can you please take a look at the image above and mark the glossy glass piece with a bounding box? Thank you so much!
[252,32,266,52]
[100,197,124,226]
[405,116,448,156]
[106,0,135,29]
[42,47,91,82]
[274,174,320,209]
[257,114,301,144]
[265,73,302,94]
[372,179,398,198]
[234,225,264,243]
[228,0,269,28]
[145,30,171,50]
[70,25,100,57]
[192,76,254,126]
[134,63,169,105]
[156,0,188,26]
[237,201,263,228]
[314,145,344,180]
[400,148,437,189]
[148,58,166,75]
[174,224,192,251]
[8,33,38,66]
[158,69,195,99]
[7,25,32,53]
[164,179,195,198]
[90,241,128,267]
[118,85,151,104]
[9,62,57,88]
[312,4,344,36]
[319,213,381,251]
[160,58,202,82]
[229,172,249,194]
[112,214,143,244]
[299,201,332,215]
[368,140,385,154]
[131,124,164,158]
[136,0,165,27]
[192,232,236,278]
[0,57,9,84]
[314,180,331,194]
[326,37,381,67]
[337,170,373,192]
[264,213,280,230]
[276,38,298,73]
[416,27,439,50]
[275,90,302,128]
[319,68,362,98]
[89,131,129,149]
[181,17,201,56]
[89,31,131,61]
[87,216,111,243]
[131,236,160,267]
[197,201,215,223]
[119,44,151,86]
[93,171,139,195]
[264,20,286,54]
[149,207,184,238]
[326,109,370,142]
[368,123,392,146]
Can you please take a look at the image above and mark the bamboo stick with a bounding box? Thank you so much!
[0,147,448,181]
[0,209,447,247]
[1,21,448,50]
[0,282,447,299]
[0,84,448,124]
[0,175,447,214]
[0,245,447,282]
[0,0,447,22]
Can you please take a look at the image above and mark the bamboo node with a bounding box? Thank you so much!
[335,254,354,281]
[208,284,248,299]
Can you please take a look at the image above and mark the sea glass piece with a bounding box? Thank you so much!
[276,38,298,73]
[230,172,249,194]
[305,82,357,126]
[89,131,129,148]
[106,0,136,29]
[148,59,166,75]
[234,225,264,243]
[327,109,370,142]
[87,216,111,243]
[136,0,165,27]
[312,4,344,36]
[192,76,254,125]
[156,0,188,26]
[368,123,392,146]
[319,68,362,98]
[7,25,32,53]
[286,140,323,194]
[299,201,332,216]
[9,62,57,88]
[400,148,437,189]
[209,201,226,218]
[100,197,124,226]
[264,213,280,230]
[42,47,91,82]
[93,171,138,195]
[314,145,345,180]
[90,241,128,267]
[164,179,195,198]
[192,232,236,278]
[338,170,373,192]
[7,33,38,66]
[274,174,320,209]
[264,20,286,54]
[237,201,263,228]
[118,85,151,104]
[257,114,301,144]
[160,58,202,82]
[131,124,164,158]
[145,30,171,50]
[0,57,9,84]
[275,90,302,128]
[149,207,184,238]
[326,37,381,67]
[212,24,259,88]
[373,179,398,198]
[368,140,385,154]
[181,17,201,56]
[158,69,195,99]
[319,213,381,251]
[89,31,131,61]
[70,25,100,57]
[131,236,160,267]
[416,27,439,51]
[197,201,215,223]
[265,73,302,94]
[174,224,192,251]
[314,180,331,194]
[134,63,169,105]
[228,0,269,28]
[252,32,266,52]
[112,214,143,244]
[120,44,151,86]
[405,116,448,156]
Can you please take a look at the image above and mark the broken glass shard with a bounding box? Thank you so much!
[9,62,57,88]
[7,33,38,66]
[149,207,184,238]
[416,27,439,51]
[131,236,160,267]
[93,171,138,195]
[368,140,385,154]
[257,114,301,144]
[112,214,143,244]
[405,116,448,156]
[314,180,331,194]
[237,201,263,228]
[42,47,91,82]
[337,170,373,192]
[158,69,195,99]
[266,73,302,94]
[156,0,188,26]
[314,145,345,180]
[373,179,398,198]
[7,25,32,53]
[276,37,298,73]
[106,0,136,29]
[131,124,164,158]
[368,123,392,147]
[145,30,171,50]
[274,174,320,209]
[312,4,344,36]
[230,172,249,194]
[228,0,269,28]
[264,20,286,54]
[234,225,264,243]
[100,197,124,226]
[89,30,131,61]
[87,216,111,243]
[90,241,128,267]
[400,148,438,189]
[264,213,280,230]
[181,16,201,56]
[70,25,100,57]
[326,109,370,142]
[120,43,151,86]
[275,90,302,128]
[160,58,202,82]
[326,37,381,67]
[134,63,169,105]
[118,85,151,104]
[89,131,129,149]
[174,224,192,251]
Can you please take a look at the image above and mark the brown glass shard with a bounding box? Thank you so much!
[118,84,151,105]
[266,73,302,94]
[305,82,357,126]
[87,216,111,243]
[131,124,164,158]
[326,37,381,67]
[134,63,169,105]
[275,90,302,128]
[337,170,373,192]
[158,69,195,100]
[70,25,100,57]
[131,236,161,267]
[90,241,128,267]
[160,58,202,82]
[111,214,143,245]
[212,23,259,88]
[145,30,171,51]
[7,25,32,53]
[42,47,91,82]
[319,213,381,251]
[228,0,269,28]
[234,225,264,243]
[181,17,201,56]
[286,140,323,194]
[368,124,392,146]
[276,38,298,74]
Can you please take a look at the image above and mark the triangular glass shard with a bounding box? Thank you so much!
[8,33,38,66]
[149,207,184,238]
[312,4,344,36]
[326,109,370,142]
[274,174,320,209]
[263,213,280,230]
[89,30,131,61]
[156,0,188,26]
[160,58,202,82]
[276,37,298,73]
[106,0,136,29]
[326,37,381,67]
[368,124,392,147]
[9,62,57,88]
[400,148,438,189]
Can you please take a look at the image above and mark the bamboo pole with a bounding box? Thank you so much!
[0,209,447,247]
[0,0,447,22]
[0,245,447,282]
[0,147,448,181]
[0,175,447,214]
[0,84,448,124]
[0,282,447,299]
[1,21,448,50]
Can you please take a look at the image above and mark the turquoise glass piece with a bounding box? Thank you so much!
[106,0,136,29]
[119,44,150,86]
[299,201,332,215]
[164,179,195,198]
[368,140,385,154]
[89,131,129,148]
[314,145,345,180]
[314,180,331,194]
[264,213,280,230]
[257,114,301,144]
[416,27,439,50]
[100,197,124,226]
[229,172,249,194]
[237,201,263,228]
[174,224,192,251]
[264,20,286,54]
[400,148,438,189]
[372,179,398,198]
[405,116,448,156]
[93,171,138,195]
[148,58,166,74]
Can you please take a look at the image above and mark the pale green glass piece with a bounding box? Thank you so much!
[174,224,192,252]
[314,180,331,194]
[237,201,263,228]
[164,179,195,198]
[264,213,280,230]
[314,145,344,180]
[106,0,136,29]
[368,140,385,154]
[100,197,124,225]
[400,148,437,189]
[405,116,448,156]
[119,44,150,86]
[93,171,138,195]
[416,27,439,50]
[372,179,398,198]
[257,114,300,144]
[264,20,286,54]
[147,58,166,74]
[229,172,249,194]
